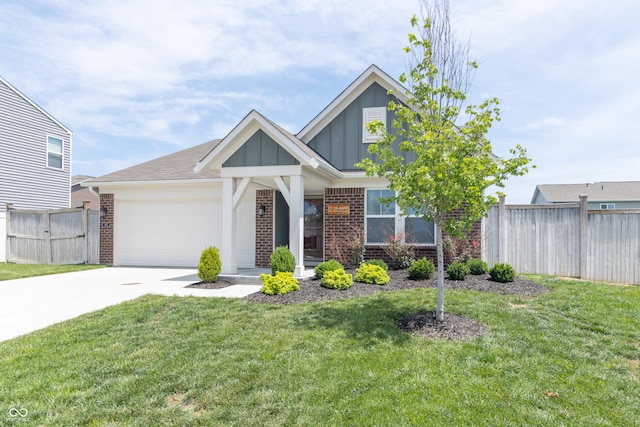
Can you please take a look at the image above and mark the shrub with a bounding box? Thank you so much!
[447,261,470,281]
[408,257,435,279]
[315,260,344,280]
[489,263,516,283]
[270,246,296,275]
[260,272,299,295]
[363,259,388,271]
[384,234,415,269]
[355,263,390,285]
[321,268,353,290]
[467,258,488,275]
[197,246,222,282]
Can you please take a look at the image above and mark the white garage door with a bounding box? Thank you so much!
[116,199,221,267]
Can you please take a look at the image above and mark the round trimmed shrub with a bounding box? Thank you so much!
[447,261,470,281]
[197,246,222,282]
[408,257,435,279]
[355,263,390,285]
[363,259,388,271]
[315,259,344,280]
[467,258,488,275]
[260,272,299,295]
[270,246,295,275]
[489,263,515,283]
[321,268,353,290]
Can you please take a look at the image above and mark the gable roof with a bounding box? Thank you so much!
[87,139,221,185]
[194,110,340,177]
[0,76,72,135]
[296,64,407,142]
[532,181,640,203]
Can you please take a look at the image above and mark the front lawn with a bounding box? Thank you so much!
[0,276,638,425]
[0,263,105,281]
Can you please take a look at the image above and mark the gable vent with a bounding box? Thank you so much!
[362,106,387,143]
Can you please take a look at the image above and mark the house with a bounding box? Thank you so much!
[0,76,73,262]
[531,182,640,210]
[71,175,100,209]
[87,65,481,275]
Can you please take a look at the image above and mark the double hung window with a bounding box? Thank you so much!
[365,189,435,245]
[47,136,63,169]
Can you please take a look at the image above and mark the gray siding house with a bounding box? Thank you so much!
[531,182,640,209]
[0,76,73,261]
[89,65,480,273]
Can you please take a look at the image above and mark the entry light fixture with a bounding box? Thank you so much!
[259,204,266,216]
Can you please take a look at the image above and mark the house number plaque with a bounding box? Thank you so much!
[327,204,350,215]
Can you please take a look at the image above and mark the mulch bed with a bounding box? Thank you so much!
[240,269,550,341]
[188,270,549,340]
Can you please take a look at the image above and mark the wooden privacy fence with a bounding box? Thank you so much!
[5,202,99,264]
[483,195,640,285]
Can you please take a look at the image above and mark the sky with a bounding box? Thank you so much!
[1,0,639,203]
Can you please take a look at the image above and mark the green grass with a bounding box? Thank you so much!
[0,277,638,426]
[0,263,106,281]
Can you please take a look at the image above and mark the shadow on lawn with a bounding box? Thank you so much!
[292,294,424,347]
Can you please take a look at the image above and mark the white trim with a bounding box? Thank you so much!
[83,178,221,187]
[297,65,407,142]
[232,177,252,209]
[221,165,302,178]
[273,176,291,206]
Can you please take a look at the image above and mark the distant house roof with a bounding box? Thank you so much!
[87,140,221,185]
[531,181,640,204]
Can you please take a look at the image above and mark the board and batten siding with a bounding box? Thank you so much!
[306,82,415,171]
[223,129,299,167]
[0,78,71,212]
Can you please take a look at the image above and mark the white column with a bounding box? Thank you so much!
[289,174,305,277]
[221,177,237,274]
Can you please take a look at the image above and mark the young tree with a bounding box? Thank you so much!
[356,0,532,322]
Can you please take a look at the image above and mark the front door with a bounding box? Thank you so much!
[304,199,323,265]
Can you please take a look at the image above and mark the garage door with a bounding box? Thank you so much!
[116,199,220,267]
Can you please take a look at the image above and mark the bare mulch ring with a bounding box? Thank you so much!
[186,280,235,290]
[243,269,549,341]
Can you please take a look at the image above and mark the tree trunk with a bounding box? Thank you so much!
[436,225,445,322]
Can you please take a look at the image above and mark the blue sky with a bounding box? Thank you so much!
[2,0,639,203]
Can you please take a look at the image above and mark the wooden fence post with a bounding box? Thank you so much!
[579,194,588,280]
[498,195,506,264]
[82,200,90,264]
[5,203,13,263]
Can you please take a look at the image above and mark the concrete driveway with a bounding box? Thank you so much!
[0,267,261,342]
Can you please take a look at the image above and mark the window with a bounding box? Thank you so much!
[600,203,615,210]
[365,189,435,245]
[47,136,63,169]
[362,106,387,143]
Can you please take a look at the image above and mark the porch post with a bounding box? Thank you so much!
[221,177,237,274]
[289,174,305,277]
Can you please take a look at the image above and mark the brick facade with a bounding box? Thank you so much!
[323,188,365,264]
[255,190,274,267]
[99,193,114,264]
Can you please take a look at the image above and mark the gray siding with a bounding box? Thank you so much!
[587,201,640,209]
[223,130,299,167]
[0,79,71,212]
[307,82,414,170]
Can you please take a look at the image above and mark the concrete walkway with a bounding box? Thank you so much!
[0,267,262,342]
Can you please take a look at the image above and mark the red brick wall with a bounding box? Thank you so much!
[255,190,274,267]
[99,193,114,264]
[323,188,365,264]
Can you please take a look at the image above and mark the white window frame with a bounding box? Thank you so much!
[600,203,615,210]
[47,135,64,170]
[362,106,387,144]
[365,189,436,246]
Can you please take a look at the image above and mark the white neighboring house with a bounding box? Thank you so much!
[531,181,640,210]
[0,76,73,262]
